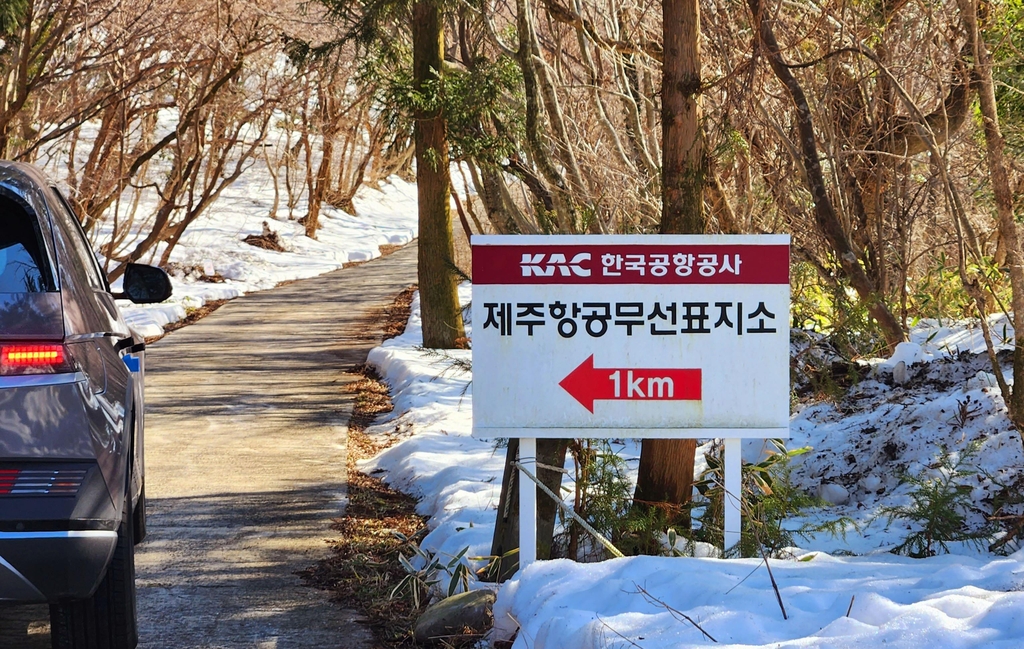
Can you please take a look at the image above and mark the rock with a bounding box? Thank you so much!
[892,360,908,385]
[966,371,998,391]
[414,589,497,645]
[888,342,922,367]
[818,483,850,505]
[860,475,883,493]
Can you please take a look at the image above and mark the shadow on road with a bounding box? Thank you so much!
[0,604,48,649]
[1,485,364,649]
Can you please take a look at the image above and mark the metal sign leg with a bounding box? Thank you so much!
[519,437,537,569]
[724,438,742,553]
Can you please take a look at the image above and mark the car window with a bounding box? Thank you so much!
[51,189,107,292]
[0,195,55,292]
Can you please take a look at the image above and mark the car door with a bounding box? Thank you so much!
[47,188,137,511]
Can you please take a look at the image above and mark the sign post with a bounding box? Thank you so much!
[472,235,790,564]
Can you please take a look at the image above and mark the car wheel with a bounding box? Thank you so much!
[50,504,138,649]
[132,483,146,545]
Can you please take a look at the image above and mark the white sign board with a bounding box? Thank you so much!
[471,235,791,439]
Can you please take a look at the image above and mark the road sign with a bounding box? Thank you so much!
[471,234,791,559]
[472,235,790,438]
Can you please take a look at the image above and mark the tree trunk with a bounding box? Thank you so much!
[634,438,697,526]
[412,0,466,348]
[306,137,331,238]
[487,440,521,582]
[956,0,1024,433]
[631,0,704,530]
[660,0,704,233]
[515,0,574,231]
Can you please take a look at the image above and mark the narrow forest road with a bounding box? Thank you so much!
[135,243,418,648]
[0,243,418,648]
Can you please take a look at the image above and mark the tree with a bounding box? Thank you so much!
[744,0,907,351]
[955,0,1024,433]
[631,0,703,532]
[306,0,466,348]
[412,0,466,348]
[660,0,703,234]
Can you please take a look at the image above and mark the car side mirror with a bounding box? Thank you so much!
[121,263,173,304]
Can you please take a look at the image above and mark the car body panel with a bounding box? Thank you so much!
[0,375,96,458]
[0,461,116,532]
[0,531,117,602]
[45,180,135,513]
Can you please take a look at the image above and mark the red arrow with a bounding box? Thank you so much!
[558,355,702,413]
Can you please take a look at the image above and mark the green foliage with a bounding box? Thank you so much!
[442,57,525,163]
[708,120,749,168]
[879,442,994,558]
[556,439,851,561]
[291,0,413,64]
[362,49,525,166]
[692,440,850,558]
[0,0,26,39]
[791,248,1012,364]
[556,439,685,559]
[614,499,677,558]
[790,261,887,358]
[389,532,472,608]
[907,253,1010,325]
[560,440,634,560]
[907,252,973,323]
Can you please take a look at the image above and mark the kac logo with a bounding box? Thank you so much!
[520,252,591,277]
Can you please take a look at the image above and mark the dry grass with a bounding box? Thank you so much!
[300,286,428,648]
[344,243,406,269]
[242,231,286,251]
[381,286,416,341]
[144,299,229,344]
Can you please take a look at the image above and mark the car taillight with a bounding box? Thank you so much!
[0,344,75,375]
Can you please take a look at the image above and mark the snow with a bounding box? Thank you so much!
[362,286,1024,648]
[493,552,1024,648]
[111,175,419,337]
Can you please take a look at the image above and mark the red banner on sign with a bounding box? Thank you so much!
[472,244,789,285]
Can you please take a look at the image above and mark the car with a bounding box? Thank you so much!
[0,161,171,648]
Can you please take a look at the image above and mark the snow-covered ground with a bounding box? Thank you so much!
[108,175,419,337]
[363,290,1024,648]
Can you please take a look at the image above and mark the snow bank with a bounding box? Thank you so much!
[362,285,503,564]
[494,551,1024,648]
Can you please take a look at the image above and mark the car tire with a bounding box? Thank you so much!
[49,504,138,649]
[132,483,146,545]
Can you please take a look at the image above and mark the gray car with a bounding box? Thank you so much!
[0,162,170,648]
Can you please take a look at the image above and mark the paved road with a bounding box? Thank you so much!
[0,243,418,648]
